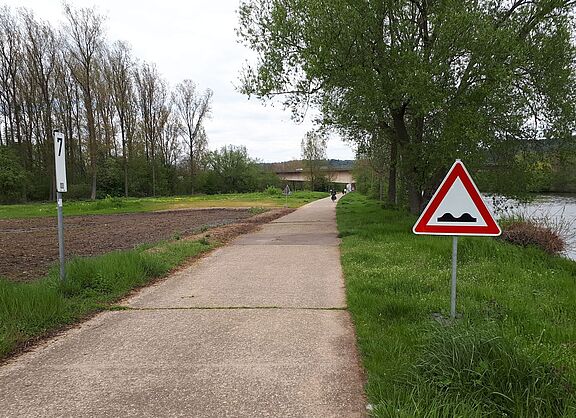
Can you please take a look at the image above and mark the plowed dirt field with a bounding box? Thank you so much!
[1,208,257,281]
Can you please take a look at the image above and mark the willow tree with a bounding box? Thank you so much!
[238,0,576,213]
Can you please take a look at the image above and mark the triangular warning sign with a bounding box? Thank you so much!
[413,160,501,236]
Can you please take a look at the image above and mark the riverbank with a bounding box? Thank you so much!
[484,193,576,260]
[337,193,576,416]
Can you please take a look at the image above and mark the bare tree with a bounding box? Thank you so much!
[301,130,327,191]
[107,40,134,196]
[0,8,22,148]
[157,106,181,167]
[21,10,62,199]
[63,4,104,200]
[173,80,212,193]
[135,62,168,196]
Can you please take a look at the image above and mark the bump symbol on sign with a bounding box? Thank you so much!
[437,213,477,223]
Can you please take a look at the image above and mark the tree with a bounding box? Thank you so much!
[0,7,23,149]
[208,145,259,193]
[107,41,135,197]
[356,132,391,202]
[173,80,212,193]
[21,10,65,200]
[64,4,105,200]
[238,0,576,213]
[301,130,327,191]
[134,62,168,196]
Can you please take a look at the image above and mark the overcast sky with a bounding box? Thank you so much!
[2,0,356,162]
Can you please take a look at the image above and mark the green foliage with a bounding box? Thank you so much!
[264,186,282,195]
[353,159,385,200]
[96,157,125,198]
[204,145,280,194]
[337,193,576,416]
[238,0,576,210]
[127,156,154,197]
[0,239,212,358]
[0,139,284,203]
[249,206,268,215]
[0,146,27,203]
[92,195,128,210]
[66,183,91,200]
[547,144,576,193]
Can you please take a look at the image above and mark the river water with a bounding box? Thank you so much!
[484,194,576,261]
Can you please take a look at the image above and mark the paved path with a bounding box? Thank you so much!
[0,197,366,417]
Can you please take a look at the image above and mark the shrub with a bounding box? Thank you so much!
[0,146,27,203]
[92,195,127,210]
[249,206,267,215]
[264,185,282,195]
[66,183,91,200]
[501,219,566,255]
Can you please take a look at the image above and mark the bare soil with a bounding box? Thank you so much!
[0,208,293,282]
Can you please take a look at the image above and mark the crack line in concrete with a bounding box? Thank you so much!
[271,221,334,224]
[111,305,348,312]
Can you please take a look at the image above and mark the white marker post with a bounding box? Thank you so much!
[53,131,67,281]
[283,184,291,207]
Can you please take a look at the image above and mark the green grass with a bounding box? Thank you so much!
[337,193,576,417]
[0,191,328,219]
[0,238,213,358]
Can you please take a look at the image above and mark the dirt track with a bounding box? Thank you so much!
[0,208,263,282]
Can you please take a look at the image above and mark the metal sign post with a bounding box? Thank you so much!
[451,236,458,319]
[53,131,67,281]
[57,192,65,281]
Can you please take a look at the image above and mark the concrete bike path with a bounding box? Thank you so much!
[0,197,366,417]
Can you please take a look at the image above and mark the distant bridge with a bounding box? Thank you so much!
[275,168,355,187]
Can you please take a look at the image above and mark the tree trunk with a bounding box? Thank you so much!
[86,99,97,200]
[387,137,397,205]
[391,107,422,214]
[189,130,194,194]
[120,122,128,197]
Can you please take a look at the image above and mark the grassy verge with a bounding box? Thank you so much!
[0,191,328,219]
[337,193,576,417]
[0,238,213,359]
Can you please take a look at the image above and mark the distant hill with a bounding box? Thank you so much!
[261,159,355,172]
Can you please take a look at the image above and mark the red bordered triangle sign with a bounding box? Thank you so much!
[413,160,501,236]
